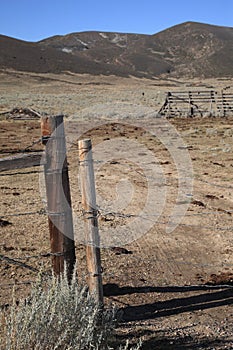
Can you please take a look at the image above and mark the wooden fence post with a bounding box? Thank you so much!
[41,115,76,281]
[78,139,103,305]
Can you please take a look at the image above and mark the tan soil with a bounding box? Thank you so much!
[0,70,233,349]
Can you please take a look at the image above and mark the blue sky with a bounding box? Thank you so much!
[1,0,232,41]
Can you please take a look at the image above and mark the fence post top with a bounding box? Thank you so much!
[78,139,92,149]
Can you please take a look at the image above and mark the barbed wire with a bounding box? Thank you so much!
[1,246,233,278]
[1,139,233,193]
[1,251,233,291]
[0,206,232,232]
[0,209,46,218]
[93,158,233,191]
[97,207,233,232]
[10,252,64,260]
[0,280,33,288]
[0,252,64,277]
[0,169,43,177]
[1,136,232,294]
[0,138,42,156]
[99,207,233,218]
[21,138,42,152]
[0,254,40,272]
[195,177,233,190]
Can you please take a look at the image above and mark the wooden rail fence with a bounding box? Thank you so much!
[159,89,233,118]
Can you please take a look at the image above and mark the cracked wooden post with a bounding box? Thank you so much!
[41,115,76,281]
[78,139,103,306]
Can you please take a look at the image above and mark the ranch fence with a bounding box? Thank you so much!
[1,114,233,312]
[1,115,103,305]
[159,89,233,118]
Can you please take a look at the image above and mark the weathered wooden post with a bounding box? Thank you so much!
[188,91,193,116]
[78,139,103,305]
[221,89,226,117]
[41,115,76,281]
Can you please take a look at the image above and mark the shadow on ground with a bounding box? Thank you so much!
[104,283,233,349]
[114,329,232,350]
[104,283,233,321]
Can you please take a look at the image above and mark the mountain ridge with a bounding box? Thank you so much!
[0,21,232,78]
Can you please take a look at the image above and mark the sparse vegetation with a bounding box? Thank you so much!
[0,271,141,350]
[1,72,233,349]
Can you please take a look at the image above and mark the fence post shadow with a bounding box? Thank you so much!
[103,283,233,322]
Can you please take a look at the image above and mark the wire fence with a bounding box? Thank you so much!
[1,130,233,309]
[1,206,233,265]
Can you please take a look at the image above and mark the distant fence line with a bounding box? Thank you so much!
[159,89,233,117]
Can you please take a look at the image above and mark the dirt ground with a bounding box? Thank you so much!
[0,70,233,349]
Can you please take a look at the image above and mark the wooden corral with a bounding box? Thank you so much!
[159,89,233,118]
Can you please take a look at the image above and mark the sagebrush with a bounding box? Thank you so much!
[0,271,141,350]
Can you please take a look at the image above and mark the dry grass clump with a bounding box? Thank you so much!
[0,271,141,350]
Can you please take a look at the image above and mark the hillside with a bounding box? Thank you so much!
[0,21,232,78]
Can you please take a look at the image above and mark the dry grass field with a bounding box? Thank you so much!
[0,70,233,349]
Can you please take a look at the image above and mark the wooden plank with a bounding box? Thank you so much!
[169,98,215,103]
[78,139,103,306]
[172,90,216,95]
[0,152,44,172]
[41,115,76,282]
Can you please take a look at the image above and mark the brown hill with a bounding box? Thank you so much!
[150,22,233,77]
[38,30,172,76]
[0,22,232,78]
[0,34,133,77]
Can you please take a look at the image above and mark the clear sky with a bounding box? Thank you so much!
[1,0,233,42]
